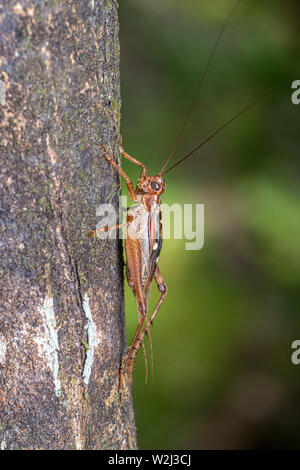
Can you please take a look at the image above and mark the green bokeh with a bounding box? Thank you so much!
[119,0,300,449]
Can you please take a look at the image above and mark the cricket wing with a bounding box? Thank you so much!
[125,204,151,314]
[125,202,162,310]
[143,205,163,295]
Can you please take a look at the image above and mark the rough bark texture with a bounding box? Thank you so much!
[0,0,137,450]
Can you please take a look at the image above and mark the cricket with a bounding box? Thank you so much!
[88,0,262,398]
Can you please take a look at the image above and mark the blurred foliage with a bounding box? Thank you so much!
[118,0,300,449]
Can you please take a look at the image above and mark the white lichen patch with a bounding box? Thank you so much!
[0,336,7,365]
[34,296,61,397]
[82,293,98,385]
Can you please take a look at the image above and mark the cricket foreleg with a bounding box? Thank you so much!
[119,144,147,178]
[100,145,137,201]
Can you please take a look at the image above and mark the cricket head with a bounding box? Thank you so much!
[136,174,166,196]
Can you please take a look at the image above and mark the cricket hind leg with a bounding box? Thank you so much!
[133,281,154,385]
[136,300,151,385]
[119,306,149,397]
[120,266,167,392]
[123,307,154,386]
[136,297,154,384]
[119,266,149,396]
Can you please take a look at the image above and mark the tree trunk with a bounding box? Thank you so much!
[0,0,137,450]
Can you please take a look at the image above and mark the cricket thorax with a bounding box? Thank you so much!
[126,202,161,240]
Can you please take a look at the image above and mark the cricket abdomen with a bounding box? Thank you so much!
[125,201,162,303]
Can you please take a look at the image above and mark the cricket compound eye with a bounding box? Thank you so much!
[151,181,161,191]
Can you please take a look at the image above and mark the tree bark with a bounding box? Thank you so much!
[0,0,137,450]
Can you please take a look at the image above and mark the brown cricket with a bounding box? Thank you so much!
[88,0,263,398]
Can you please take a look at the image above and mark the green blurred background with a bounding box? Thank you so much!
[118,0,300,449]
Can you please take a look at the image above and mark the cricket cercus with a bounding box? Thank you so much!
[88,0,263,398]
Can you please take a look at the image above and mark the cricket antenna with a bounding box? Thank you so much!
[159,0,244,176]
[161,94,266,176]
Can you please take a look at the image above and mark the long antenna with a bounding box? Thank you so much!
[161,94,265,176]
[159,0,244,175]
